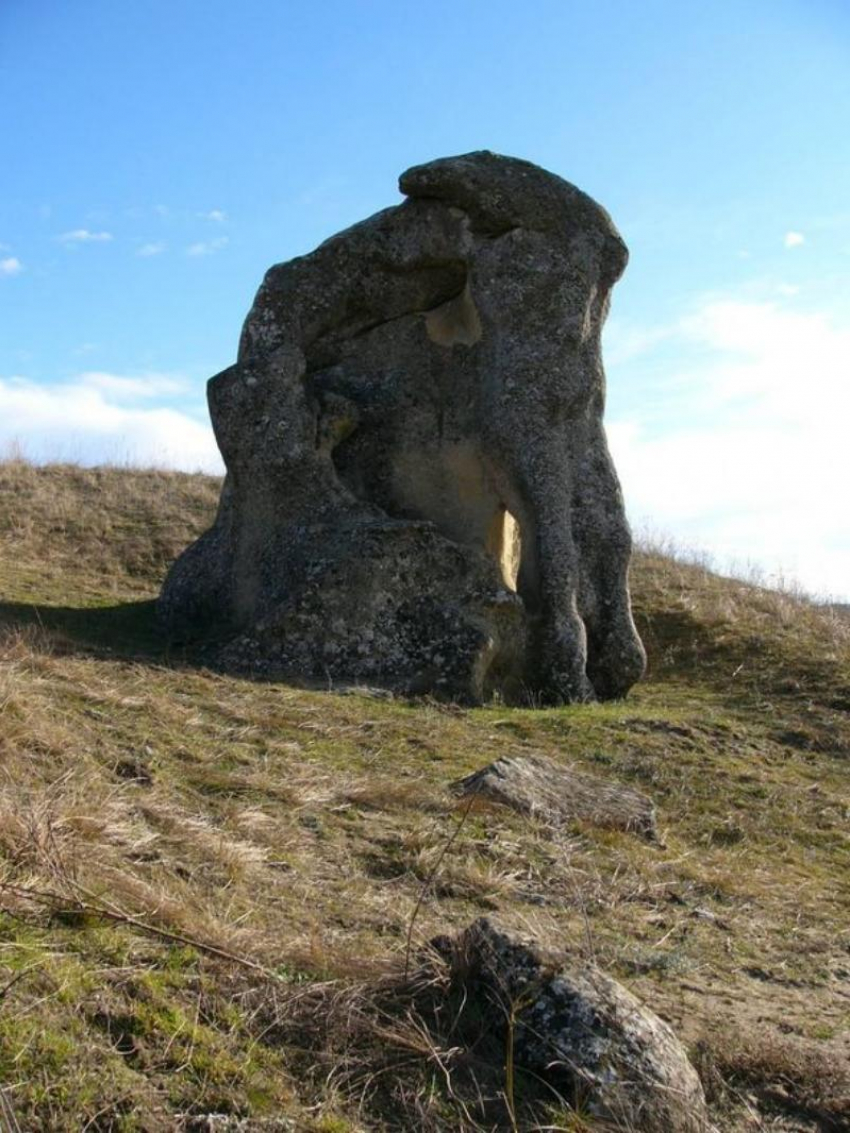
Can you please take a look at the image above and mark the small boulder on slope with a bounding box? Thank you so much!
[447,917,709,1133]
[453,753,657,839]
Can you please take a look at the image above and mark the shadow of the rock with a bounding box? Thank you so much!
[0,599,386,699]
[0,599,300,686]
[0,598,167,661]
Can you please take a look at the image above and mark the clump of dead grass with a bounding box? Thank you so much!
[253,936,577,1133]
[631,535,850,707]
[0,457,220,599]
[694,1028,850,1129]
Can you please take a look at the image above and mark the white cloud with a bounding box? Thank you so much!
[186,237,228,256]
[137,241,165,257]
[59,229,113,244]
[0,257,23,276]
[784,231,805,248]
[79,371,186,399]
[607,296,850,599]
[603,320,674,366]
[200,209,227,223]
[0,374,222,473]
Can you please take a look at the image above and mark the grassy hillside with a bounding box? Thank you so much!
[0,459,848,1131]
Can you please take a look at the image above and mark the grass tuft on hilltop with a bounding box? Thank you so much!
[0,459,848,1131]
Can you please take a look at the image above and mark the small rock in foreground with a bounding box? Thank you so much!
[445,917,708,1133]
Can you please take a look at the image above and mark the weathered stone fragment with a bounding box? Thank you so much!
[453,754,657,838]
[448,918,709,1133]
[159,152,645,704]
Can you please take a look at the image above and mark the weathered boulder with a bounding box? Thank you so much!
[454,754,658,839]
[159,151,645,704]
[447,918,709,1133]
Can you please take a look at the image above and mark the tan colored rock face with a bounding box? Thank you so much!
[424,282,482,347]
[158,152,645,704]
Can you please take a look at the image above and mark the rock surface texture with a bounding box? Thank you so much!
[454,754,658,839]
[159,152,645,704]
[450,918,709,1133]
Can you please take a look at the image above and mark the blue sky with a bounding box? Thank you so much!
[2,0,849,597]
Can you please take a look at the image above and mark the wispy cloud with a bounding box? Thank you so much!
[602,321,675,366]
[79,371,186,399]
[607,293,850,598]
[199,209,227,223]
[0,373,221,472]
[0,257,23,277]
[186,236,228,256]
[137,241,165,257]
[783,230,805,248]
[59,228,113,244]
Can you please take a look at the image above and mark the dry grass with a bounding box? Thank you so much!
[693,1029,850,1131]
[0,459,848,1130]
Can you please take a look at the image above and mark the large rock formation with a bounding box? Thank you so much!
[159,152,645,704]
